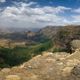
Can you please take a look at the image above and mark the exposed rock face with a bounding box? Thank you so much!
[65,48,80,60]
[71,40,80,51]
[1,50,80,80]
[62,64,80,80]
[72,64,80,78]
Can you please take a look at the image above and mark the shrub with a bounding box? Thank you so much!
[52,47,67,53]
[0,40,52,68]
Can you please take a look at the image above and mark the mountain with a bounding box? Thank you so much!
[0,27,40,33]
[39,25,80,53]
[0,25,80,52]
[39,26,60,38]
[39,25,80,40]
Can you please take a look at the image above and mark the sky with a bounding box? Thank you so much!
[0,0,80,28]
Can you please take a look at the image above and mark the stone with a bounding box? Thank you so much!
[62,67,73,74]
[5,75,21,80]
[71,64,80,78]
[42,52,53,57]
[1,68,10,73]
[57,62,63,66]
[66,59,80,67]
[46,58,56,63]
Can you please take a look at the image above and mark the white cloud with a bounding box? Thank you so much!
[71,15,80,25]
[0,2,72,28]
[73,8,80,13]
[69,7,80,25]
[73,15,80,21]
[0,0,6,3]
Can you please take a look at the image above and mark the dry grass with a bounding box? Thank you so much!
[0,39,26,48]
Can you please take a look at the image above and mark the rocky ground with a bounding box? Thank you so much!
[0,49,80,80]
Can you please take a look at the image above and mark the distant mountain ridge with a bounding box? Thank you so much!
[39,25,80,39]
[0,27,40,33]
[0,25,80,52]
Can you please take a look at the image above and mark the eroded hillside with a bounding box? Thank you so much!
[1,48,80,80]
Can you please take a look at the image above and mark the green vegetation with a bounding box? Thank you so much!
[0,40,52,68]
[52,48,66,53]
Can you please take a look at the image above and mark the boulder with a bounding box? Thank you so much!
[1,68,10,73]
[71,64,80,78]
[71,40,80,50]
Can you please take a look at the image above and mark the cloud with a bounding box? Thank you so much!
[73,8,80,13]
[0,0,6,3]
[0,1,72,28]
[70,8,80,25]
[71,15,80,25]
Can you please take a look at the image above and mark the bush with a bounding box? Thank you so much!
[32,40,53,56]
[0,40,52,68]
[52,47,67,53]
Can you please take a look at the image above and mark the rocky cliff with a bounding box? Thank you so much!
[0,49,80,80]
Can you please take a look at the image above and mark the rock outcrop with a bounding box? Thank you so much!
[0,50,80,80]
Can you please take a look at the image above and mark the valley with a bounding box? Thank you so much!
[0,25,80,68]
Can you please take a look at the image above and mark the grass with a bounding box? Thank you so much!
[0,39,27,48]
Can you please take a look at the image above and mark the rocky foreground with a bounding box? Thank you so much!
[1,49,80,80]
